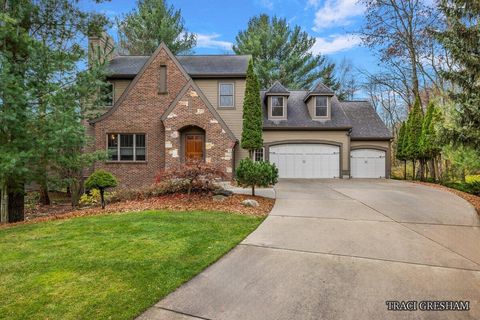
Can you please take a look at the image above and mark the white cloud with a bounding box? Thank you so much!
[311,34,362,55]
[312,0,365,31]
[195,34,233,51]
[258,0,274,10]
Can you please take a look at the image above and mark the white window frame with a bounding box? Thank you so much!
[218,82,235,108]
[270,96,285,118]
[107,133,146,162]
[252,148,265,162]
[314,96,329,118]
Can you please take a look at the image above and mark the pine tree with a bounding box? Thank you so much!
[396,121,407,179]
[434,0,480,150]
[117,0,196,55]
[405,98,423,179]
[0,0,109,222]
[234,14,339,90]
[241,59,263,153]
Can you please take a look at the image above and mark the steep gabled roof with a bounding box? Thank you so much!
[265,81,290,96]
[106,55,250,79]
[303,82,334,102]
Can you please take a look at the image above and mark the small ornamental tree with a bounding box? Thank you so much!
[241,59,263,156]
[84,170,118,209]
[396,121,407,179]
[235,159,278,196]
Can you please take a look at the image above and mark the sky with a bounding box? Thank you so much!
[80,0,380,86]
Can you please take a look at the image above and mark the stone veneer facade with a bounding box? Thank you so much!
[90,44,237,188]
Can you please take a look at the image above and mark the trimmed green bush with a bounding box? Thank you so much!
[235,158,278,196]
[84,170,118,209]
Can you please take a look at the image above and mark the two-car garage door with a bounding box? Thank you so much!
[269,144,340,178]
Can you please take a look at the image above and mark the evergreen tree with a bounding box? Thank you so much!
[405,98,424,179]
[396,121,407,179]
[234,14,339,90]
[420,102,437,159]
[434,0,480,149]
[241,59,263,152]
[0,0,108,222]
[117,0,196,55]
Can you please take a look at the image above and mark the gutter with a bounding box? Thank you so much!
[262,126,352,131]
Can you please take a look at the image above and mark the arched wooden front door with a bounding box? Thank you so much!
[185,134,204,162]
[181,126,205,163]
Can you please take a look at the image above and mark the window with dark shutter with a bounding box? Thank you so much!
[159,65,167,94]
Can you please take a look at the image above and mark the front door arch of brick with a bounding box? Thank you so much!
[180,125,205,163]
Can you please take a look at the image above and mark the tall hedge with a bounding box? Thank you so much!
[241,59,263,151]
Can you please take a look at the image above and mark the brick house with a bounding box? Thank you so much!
[88,35,392,188]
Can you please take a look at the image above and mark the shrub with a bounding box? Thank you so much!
[156,161,226,195]
[235,158,278,196]
[84,170,118,209]
[79,189,116,207]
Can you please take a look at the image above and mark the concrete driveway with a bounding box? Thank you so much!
[139,179,480,320]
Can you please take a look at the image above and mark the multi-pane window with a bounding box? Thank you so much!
[103,82,114,106]
[219,83,234,107]
[271,96,284,117]
[252,148,265,162]
[315,96,328,117]
[107,134,146,161]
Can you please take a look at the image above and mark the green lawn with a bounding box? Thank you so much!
[0,210,263,320]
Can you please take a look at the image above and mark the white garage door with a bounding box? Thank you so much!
[269,144,340,178]
[350,149,386,178]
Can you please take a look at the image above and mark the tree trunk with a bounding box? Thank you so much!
[39,184,50,205]
[8,186,24,223]
[100,188,105,209]
[0,181,8,223]
[70,179,84,207]
[412,160,416,181]
[252,185,255,196]
[404,160,407,180]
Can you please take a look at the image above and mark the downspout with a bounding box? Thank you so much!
[346,128,352,179]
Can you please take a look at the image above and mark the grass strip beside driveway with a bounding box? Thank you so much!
[0,210,264,320]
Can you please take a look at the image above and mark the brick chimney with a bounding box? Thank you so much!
[88,32,115,66]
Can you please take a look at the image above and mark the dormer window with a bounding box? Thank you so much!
[315,96,329,117]
[271,96,285,117]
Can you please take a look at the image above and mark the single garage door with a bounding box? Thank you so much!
[350,149,386,178]
[269,144,340,178]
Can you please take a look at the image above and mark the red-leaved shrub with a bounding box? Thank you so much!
[155,161,226,195]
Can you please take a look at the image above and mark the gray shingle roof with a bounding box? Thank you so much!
[310,82,335,95]
[106,55,250,78]
[341,101,393,139]
[265,81,290,95]
[261,91,391,139]
[262,91,351,129]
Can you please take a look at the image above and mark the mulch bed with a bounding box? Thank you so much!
[4,193,274,228]
[412,181,480,215]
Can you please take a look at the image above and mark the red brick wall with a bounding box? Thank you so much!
[162,86,236,179]
[91,47,188,188]
[90,46,236,188]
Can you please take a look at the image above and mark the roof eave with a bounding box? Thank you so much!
[351,136,393,141]
[263,126,352,131]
